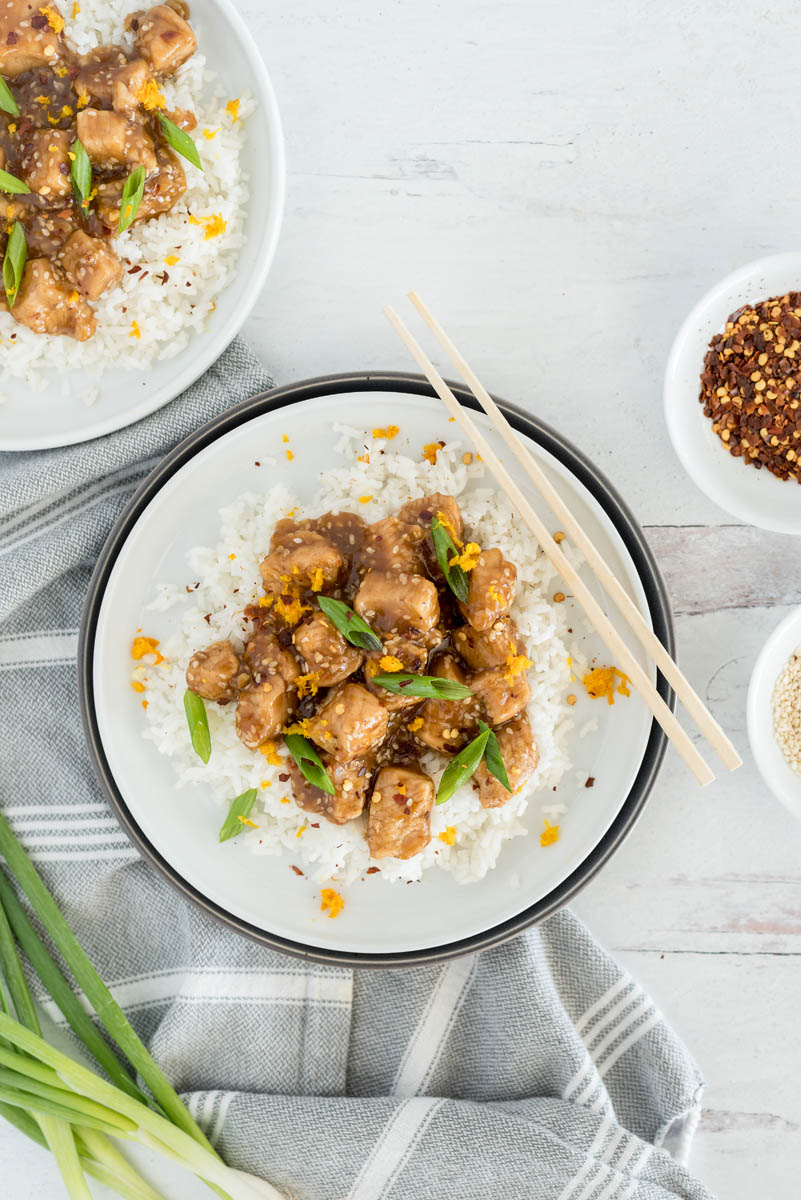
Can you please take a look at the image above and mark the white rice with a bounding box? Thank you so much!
[138,432,582,885]
[0,0,250,391]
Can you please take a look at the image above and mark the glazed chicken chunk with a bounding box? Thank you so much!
[73,52,149,110]
[458,548,517,632]
[18,130,72,200]
[474,714,538,808]
[0,0,63,77]
[293,612,363,687]
[260,531,344,595]
[236,677,296,749]
[289,753,374,826]
[243,631,299,687]
[398,493,464,543]
[354,569,440,636]
[368,764,435,860]
[130,3,197,75]
[76,108,157,171]
[95,148,185,228]
[11,259,96,341]
[58,231,123,301]
[470,664,531,726]
[363,515,427,575]
[307,682,389,763]
[453,615,523,671]
[414,652,479,753]
[364,637,428,711]
[185,639,248,703]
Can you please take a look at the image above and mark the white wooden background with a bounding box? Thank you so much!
[5,0,801,1195]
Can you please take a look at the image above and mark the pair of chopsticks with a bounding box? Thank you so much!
[383,293,742,787]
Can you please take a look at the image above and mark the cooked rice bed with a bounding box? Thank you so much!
[141,435,580,884]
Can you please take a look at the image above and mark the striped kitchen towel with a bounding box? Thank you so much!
[0,340,715,1200]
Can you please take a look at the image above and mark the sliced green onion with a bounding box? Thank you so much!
[184,688,211,763]
[0,812,221,1160]
[0,167,30,195]
[3,221,26,309]
[117,165,146,234]
[431,515,469,603]
[436,726,491,804]
[284,732,335,795]
[219,788,258,842]
[481,722,512,792]
[372,672,472,700]
[69,138,92,207]
[158,113,202,170]
[317,595,382,652]
[0,76,19,118]
[0,868,145,1103]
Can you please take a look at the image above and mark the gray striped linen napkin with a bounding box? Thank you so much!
[0,339,716,1200]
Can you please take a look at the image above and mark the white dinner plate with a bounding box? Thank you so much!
[0,0,284,452]
[80,376,672,964]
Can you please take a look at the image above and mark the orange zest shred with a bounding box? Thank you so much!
[408,716,424,732]
[434,510,462,548]
[237,815,258,829]
[129,320,141,339]
[320,887,344,918]
[131,680,145,693]
[357,453,370,464]
[372,425,399,440]
[34,95,49,106]
[358,495,373,504]
[258,594,274,608]
[163,254,180,266]
[284,718,312,737]
[188,212,226,239]
[60,104,73,118]
[582,666,631,705]
[202,127,217,140]
[296,672,320,698]
[226,98,240,122]
[504,650,532,683]
[449,542,481,572]
[422,440,444,465]
[141,699,148,709]
[40,7,64,32]
[438,827,457,846]
[136,79,165,111]
[379,655,404,673]
[282,434,289,443]
[309,567,324,592]
[540,819,560,847]
[72,1,80,16]
[258,739,282,766]
[296,825,306,838]
[76,89,88,109]
[285,449,294,461]
[131,636,163,664]
[273,595,310,625]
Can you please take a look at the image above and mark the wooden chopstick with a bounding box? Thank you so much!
[383,302,717,787]
[407,291,742,776]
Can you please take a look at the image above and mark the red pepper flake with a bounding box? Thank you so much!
[366,866,380,874]
[289,864,304,877]
[585,776,595,788]
[203,613,211,624]
[310,822,320,828]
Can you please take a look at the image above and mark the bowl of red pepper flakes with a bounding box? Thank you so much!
[665,252,801,534]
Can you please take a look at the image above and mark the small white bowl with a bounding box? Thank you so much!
[747,606,801,820]
[665,253,801,534]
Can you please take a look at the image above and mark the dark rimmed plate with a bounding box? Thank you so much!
[79,372,673,967]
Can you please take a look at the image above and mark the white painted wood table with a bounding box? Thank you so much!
[4,0,801,1195]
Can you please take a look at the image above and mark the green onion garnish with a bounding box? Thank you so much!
[431,515,469,602]
[284,732,335,795]
[3,221,26,310]
[436,726,491,804]
[219,788,258,842]
[158,113,202,170]
[117,165,145,234]
[183,688,211,763]
[481,721,512,792]
[69,138,92,208]
[317,595,382,652]
[372,672,472,700]
[0,168,29,195]
[0,76,19,118]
